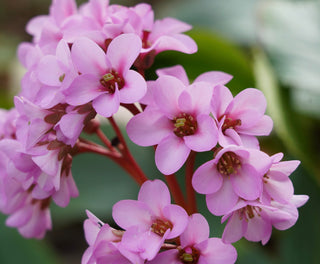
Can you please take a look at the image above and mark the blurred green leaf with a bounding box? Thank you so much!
[257,0,320,118]
[149,29,255,95]
[0,214,59,264]
[253,48,320,186]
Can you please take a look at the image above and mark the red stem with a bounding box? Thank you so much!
[185,151,197,214]
[96,127,117,152]
[120,103,141,116]
[108,116,148,185]
[164,174,186,209]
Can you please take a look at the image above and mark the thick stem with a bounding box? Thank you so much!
[164,174,186,209]
[185,151,197,214]
[108,116,148,185]
[120,103,141,116]
[96,127,117,152]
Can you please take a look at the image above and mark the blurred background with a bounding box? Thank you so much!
[0,0,319,263]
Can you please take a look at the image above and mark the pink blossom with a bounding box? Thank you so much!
[35,39,78,108]
[64,33,146,117]
[127,75,218,174]
[222,195,309,245]
[261,153,297,204]
[192,145,272,215]
[148,213,237,264]
[82,210,141,264]
[26,0,77,53]
[112,180,189,261]
[140,65,232,106]
[211,86,273,148]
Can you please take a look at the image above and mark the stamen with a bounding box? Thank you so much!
[221,117,241,132]
[150,218,173,237]
[99,69,125,94]
[178,247,200,264]
[172,113,197,138]
[217,152,241,175]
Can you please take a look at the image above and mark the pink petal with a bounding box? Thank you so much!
[107,33,142,74]
[245,215,272,244]
[246,148,272,175]
[119,70,147,103]
[138,180,171,215]
[211,85,233,119]
[151,18,192,37]
[180,213,209,247]
[37,55,64,86]
[264,170,294,203]
[192,160,223,195]
[229,88,267,116]
[71,37,107,75]
[65,74,102,105]
[184,114,218,152]
[155,135,190,175]
[112,200,152,230]
[56,112,85,141]
[206,179,239,216]
[6,205,33,228]
[92,90,120,117]
[194,71,233,86]
[154,75,185,119]
[231,164,262,200]
[147,249,179,264]
[222,211,247,244]
[126,109,172,146]
[162,204,188,239]
[156,65,189,86]
[184,82,214,115]
[197,238,237,264]
[238,115,273,136]
[177,90,193,113]
[271,160,300,176]
[150,34,197,54]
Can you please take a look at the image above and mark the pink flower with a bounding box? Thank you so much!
[112,180,189,261]
[261,153,297,204]
[35,39,78,108]
[127,75,218,174]
[64,33,146,117]
[192,145,271,215]
[221,195,309,245]
[26,0,77,53]
[211,86,273,148]
[148,213,237,264]
[82,210,141,264]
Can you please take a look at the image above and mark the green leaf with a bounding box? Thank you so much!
[253,48,320,186]
[149,29,255,95]
[0,214,60,264]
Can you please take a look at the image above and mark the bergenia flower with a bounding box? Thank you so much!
[222,195,309,245]
[148,213,237,264]
[64,33,146,117]
[211,86,273,148]
[127,75,218,175]
[82,210,142,264]
[112,180,188,261]
[192,145,272,215]
[261,153,297,204]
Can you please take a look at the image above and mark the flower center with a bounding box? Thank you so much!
[150,218,173,237]
[239,205,262,221]
[173,113,198,138]
[178,247,200,264]
[217,151,241,175]
[99,69,125,94]
[221,116,241,132]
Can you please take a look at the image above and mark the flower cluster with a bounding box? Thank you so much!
[128,65,308,245]
[83,180,237,264]
[0,0,308,263]
[0,0,196,239]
